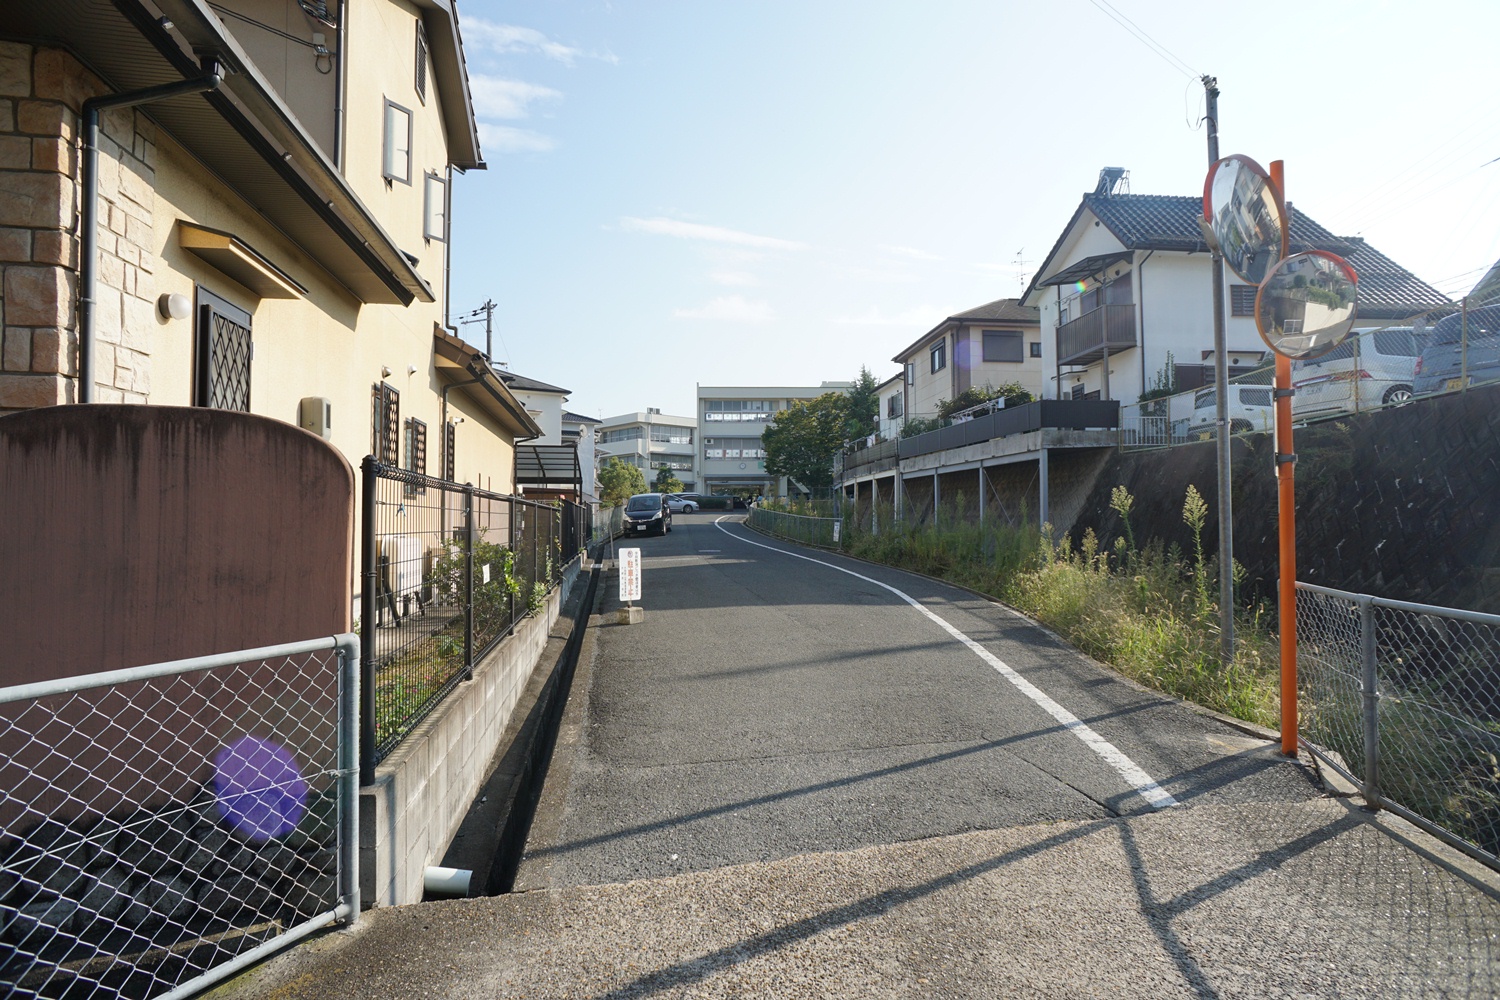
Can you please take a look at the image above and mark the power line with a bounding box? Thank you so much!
[1086,0,1197,79]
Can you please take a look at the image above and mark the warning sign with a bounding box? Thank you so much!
[619,547,642,602]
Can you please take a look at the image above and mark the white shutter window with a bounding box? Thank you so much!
[383,100,412,184]
[424,172,446,241]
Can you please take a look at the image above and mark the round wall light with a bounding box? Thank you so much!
[158,292,191,321]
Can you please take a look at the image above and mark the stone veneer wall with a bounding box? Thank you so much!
[0,42,158,413]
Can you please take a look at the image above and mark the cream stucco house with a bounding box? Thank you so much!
[0,0,540,491]
[890,298,1043,426]
[1020,168,1449,406]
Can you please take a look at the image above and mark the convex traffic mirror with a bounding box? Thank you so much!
[1204,154,1288,285]
[1254,250,1359,360]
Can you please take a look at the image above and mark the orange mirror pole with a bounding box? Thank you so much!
[1270,159,1298,756]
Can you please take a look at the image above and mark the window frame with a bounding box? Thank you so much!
[1030,341,1043,359]
[930,341,947,373]
[423,171,446,242]
[383,98,413,185]
[415,19,429,104]
[1230,284,1257,317]
[981,329,1024,364]
[372,382,400,465]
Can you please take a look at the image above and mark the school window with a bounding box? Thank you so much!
[1230,284,1257,316]
[383,99,412,184]
[930,341,946,373]
[424,172,446,241]
[981,329,1023,363]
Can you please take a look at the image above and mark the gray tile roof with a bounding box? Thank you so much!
[1028,192,1450,318]
[949,297,1041,324]
[499,370,571,395]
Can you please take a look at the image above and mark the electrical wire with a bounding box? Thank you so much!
[1086,0,1197,79]
[209,3,335,73]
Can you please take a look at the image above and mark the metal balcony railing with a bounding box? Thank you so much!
[1057,303,1136,366]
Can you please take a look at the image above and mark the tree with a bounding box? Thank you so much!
[599,457,647,507]
[653,465,685,494]
[762,392,849,491]
[844,366,880,441]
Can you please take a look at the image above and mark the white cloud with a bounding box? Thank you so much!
[878,244,943,261]
[832,305,944,327]
[621,217,807,252]
[674,296,776,323]
[478,123,556,153]
[469,75,562,120]
[709,270,759,287]
[462,19,617,65]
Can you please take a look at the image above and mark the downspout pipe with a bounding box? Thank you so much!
[79,61,222,403]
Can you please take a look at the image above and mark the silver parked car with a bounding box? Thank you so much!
[1413,305,1500,396]
[1292,327,1425,418]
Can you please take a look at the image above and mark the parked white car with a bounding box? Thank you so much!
[1292,327,1424,418]
[1189,384,1274,435]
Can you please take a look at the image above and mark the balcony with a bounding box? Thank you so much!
[1057,304,1136,366]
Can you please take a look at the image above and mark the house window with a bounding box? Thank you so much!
[1030,341,1042,358]
[443,420,456,481]
[383,99,412,184]
[424,172,446,242]
[194,288,252,411]
[372,382,400,464]
[1071,384,1086,400]
[905,362,915,386]
[930,341,946,373]
[887,394,904,419]
[981,329,1024,363]
[404,417,427,494]
[415,20,429,104]
[1230,284,1257,316]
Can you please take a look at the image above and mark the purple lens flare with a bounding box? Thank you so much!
[212,736,307,841]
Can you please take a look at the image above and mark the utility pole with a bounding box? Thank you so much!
[1203,74,1235,666]
[460,300,497,361]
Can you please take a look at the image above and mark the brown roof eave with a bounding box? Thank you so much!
[152,0,436,304]
[434,329,544,439]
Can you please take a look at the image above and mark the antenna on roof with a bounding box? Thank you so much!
[1095,167,1129,196]
[1013,248,1031,291]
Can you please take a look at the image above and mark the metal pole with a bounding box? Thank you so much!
[463,483,474,679]
[1204,74,1235,666]
[1359,596,1381,805]
[1271,160,1298,756]
[336,633,361,921]
[508,497,518,629]
[359,456,377,786]
[1039,448,1050,529]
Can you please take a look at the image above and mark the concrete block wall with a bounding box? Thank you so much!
[359,556,582,907]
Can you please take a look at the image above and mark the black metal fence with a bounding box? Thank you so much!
[360,459,572,778]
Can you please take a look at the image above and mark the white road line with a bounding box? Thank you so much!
[715,516,1179,810]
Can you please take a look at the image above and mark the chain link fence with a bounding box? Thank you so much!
[747,507,843,549]
[361,460,567,775]
[1297,582,1500,869]
[0,635,359,999]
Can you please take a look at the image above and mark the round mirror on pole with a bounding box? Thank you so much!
[1254,250,1359,360]
[1204,154,1288,285]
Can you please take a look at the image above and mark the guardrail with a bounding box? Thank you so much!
[0,634,359,999]
[1296,583,1500,870]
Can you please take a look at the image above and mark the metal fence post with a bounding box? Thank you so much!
[463,482,475,681]
[1360,596,1380,807]
[359,456,376,787]
[508,497,518,630]
[337,632,361,923]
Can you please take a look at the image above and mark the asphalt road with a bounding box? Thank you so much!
[515,512,1322,890]
[217,513,1500,999]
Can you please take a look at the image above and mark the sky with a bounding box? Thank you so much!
[444,0,1500,421]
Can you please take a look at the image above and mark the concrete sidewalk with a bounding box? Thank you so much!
[213,795,1500,999]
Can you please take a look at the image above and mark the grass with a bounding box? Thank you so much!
[840,493,1282,729]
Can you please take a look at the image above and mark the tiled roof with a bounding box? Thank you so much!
[949,297,1040,324]
[562,410,601,424]
[1027,191,1449,316]
[891,298,1039,363]
[499,370,571,395]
